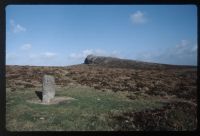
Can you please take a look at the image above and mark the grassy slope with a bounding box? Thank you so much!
[6,85,164,131]
[6,65,197,131]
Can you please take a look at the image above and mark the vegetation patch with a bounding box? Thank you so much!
[6,65,197,131]
[110,101,197,131]
[6,86,164,131]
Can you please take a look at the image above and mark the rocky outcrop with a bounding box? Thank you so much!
[84,55,119,65]
[84,55,195,70]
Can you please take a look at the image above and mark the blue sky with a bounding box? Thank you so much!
[6,5,197,66]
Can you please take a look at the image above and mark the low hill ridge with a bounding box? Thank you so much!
[84,54,196,69]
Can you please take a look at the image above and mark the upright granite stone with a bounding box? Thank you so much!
[42,75,55,103]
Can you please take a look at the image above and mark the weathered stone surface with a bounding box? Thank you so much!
[42,75,55,103]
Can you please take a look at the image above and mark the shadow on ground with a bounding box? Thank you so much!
[35,91,42,100]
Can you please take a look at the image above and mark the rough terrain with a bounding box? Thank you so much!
[6,55,197,131]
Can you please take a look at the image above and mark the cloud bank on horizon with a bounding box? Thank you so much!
[6,5,197,66]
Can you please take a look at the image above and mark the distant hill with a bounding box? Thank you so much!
[84,55,196,69]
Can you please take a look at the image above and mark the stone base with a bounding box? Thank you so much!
[27,96,76,105]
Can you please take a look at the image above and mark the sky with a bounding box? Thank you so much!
[6,5,197,66]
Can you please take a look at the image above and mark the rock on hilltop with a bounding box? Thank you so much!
[84,54,195,69]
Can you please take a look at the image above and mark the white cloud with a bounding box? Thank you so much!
[10,19,26,33]
[134,40,197,65]
[174,40,197,55]
[24,52,58,66]
[130,10,147,24]
[173,40,196,55]
[20,43,32,50]
[69,49,106,60]
[42,52,57,58]
[175,40,189,49]
[28,52,57,60]
[82,49,93,55]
